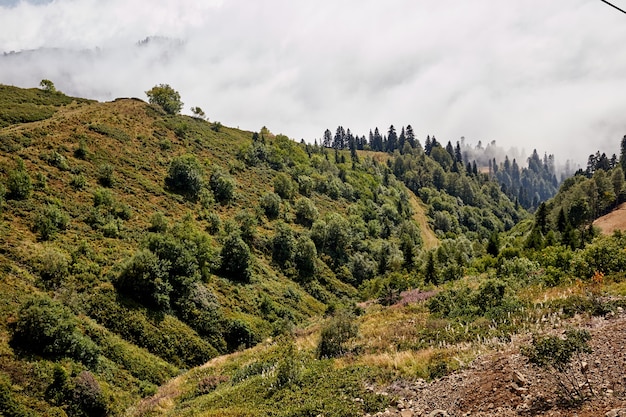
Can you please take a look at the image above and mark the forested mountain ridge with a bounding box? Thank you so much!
[322,124,566,211]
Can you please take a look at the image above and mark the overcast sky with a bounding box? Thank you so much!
[1,0,625,165]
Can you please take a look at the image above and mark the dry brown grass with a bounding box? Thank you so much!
[593,202,626,235]
[408,192,438,249]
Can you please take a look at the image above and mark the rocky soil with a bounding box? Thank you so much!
[367,310,626,417]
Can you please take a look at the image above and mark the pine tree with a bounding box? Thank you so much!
[424,136,432,156]
[445,141,455,160]
[398,127,406,152]
[535,202,549,234]
[619,135,626,175]
[455,142,463,163]
[406,125,416,148]
[323,129,332,148]
[386,125,397,153]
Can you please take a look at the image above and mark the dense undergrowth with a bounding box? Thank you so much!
[0,83,625,416]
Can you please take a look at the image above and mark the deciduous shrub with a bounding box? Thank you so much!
[69,371,108,417]
[146,84,183,115]
[294,197,318,227]
[294,235,317,278]
[165,154,203,200]
[272,222,295,268]
[12,296,100,366]
[220,234,251,282]
[273,172,295,200]
[225,319,260,351]
[317,311,358,359]
[148,211,168,233]
[522,329,594,404]
[260,192,281,219]
[97,164,115,187]
[70,173,86,189]
[6,160,32,200]
[209,169,235,203]
[116,249,173,310]
[36,247,69,288]
[32,204,70,241]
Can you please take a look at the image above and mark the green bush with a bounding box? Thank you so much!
[522,329,593,403]
[97,164,115,187]
[209,170,235,203]
[93,187,113,207]
[317,311,358,359]
[69,371,108,417]
[235,210,257,244]
[12,296,100,366]
[205,212,221,234]
[32,204,69,241]
[298,175,314,197]
[294,235,317,278]
[70,173,86,190]
[148,212,168,233]
[116,249,173,310]
[6,164,32,200]
[101,219,122,238]
[44,151,70,171]
[294,197,318,227]
[88,287,218,367]
[146,84,183,115]
[0,374,34,417]
[74,138,88,159]
[36,247,69,288]
[225,319,260,351]
[220,234,251,282]
[273,173,295,200]
[427,280,519,321]
[260,192,281,219]
[272,222,295,268]
[165,154,204,200]
[570,234,626,279]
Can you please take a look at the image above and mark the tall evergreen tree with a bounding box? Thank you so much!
[398,127,406,152]
[406,125,416,148]
[424,136,432,156]
[454,142,463,163]
[386,125,397,153]
[445,141,455,161]
[323,129,332,148]
[619,135,626,175]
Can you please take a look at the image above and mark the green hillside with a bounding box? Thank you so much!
[1,84,625,417]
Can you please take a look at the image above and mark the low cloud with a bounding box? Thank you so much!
[1,0,626,165]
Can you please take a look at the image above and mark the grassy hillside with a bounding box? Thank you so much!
[3,84,624,417]
[0,84,456,416]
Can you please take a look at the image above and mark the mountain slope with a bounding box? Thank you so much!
[0,84,537,416]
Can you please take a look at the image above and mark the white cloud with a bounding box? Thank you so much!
[1,0,626,164]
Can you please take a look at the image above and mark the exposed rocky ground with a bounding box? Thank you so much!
[367,310,626,417]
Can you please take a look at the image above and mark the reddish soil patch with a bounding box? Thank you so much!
[594,203,626,235]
